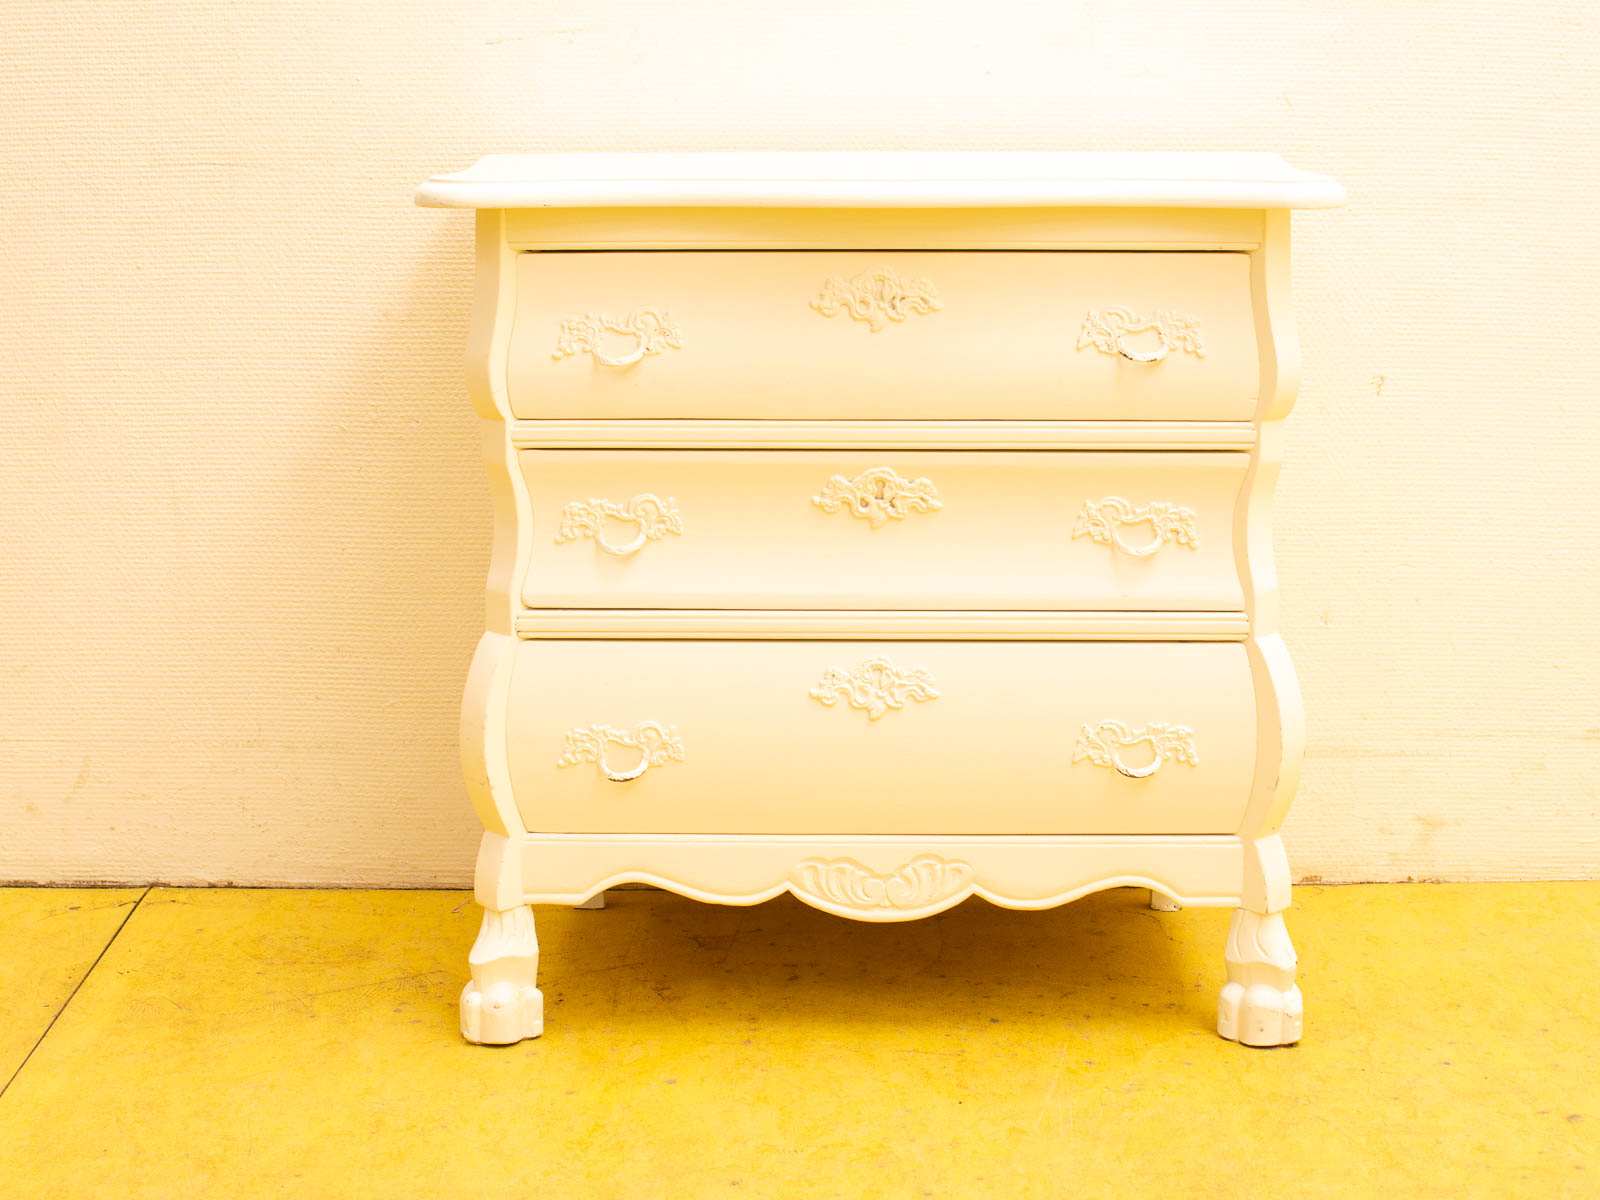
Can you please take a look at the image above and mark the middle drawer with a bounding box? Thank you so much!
[521,449,1248,611]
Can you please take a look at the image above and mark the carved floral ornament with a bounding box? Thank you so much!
[553,309,682,367]
[809,656,939,721]
[1073,497,1198,557]
[555,494,683,557]
[1078,306,1205,363]
[1073,721,1198,780]
[812,467,941,529]
[557,722,685,783]
[790,856,974,913]
[811,267,941,332]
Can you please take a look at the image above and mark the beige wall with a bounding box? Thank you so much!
[3,1,1596,885]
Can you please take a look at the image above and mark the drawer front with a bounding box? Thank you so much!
[505,640,1257,835]
[507,251,1258,421]
[522,449,1247,611]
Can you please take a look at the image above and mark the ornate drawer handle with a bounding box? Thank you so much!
[557,722,685,783]
[1078,306,1206,364]
[556,494,683,557]
[1073,721,1198,779]
[811,267,941,332]
[810,656,939,721]
[553,309,682,368]
[1073,497,1198,557]
[812,468,941,529]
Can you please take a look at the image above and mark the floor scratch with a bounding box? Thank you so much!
[1,885,151,1100]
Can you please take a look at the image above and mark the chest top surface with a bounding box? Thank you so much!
[415,151,1344,211]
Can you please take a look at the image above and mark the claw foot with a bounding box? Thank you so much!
[461,978,544,1044]
[461,904,544,1045]
[1217,908,1302,1047]
[1218,978,1302,1046]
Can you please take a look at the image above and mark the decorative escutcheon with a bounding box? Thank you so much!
[1077,306,1206,363]
[812,467,941,529]
[810,656,939,721]
[1073,497,1198,557]
[557,722,685,783]
[1074,721,1198,780]
[556,494,683,557]
[553,309,682,367]
[811,267,941,332]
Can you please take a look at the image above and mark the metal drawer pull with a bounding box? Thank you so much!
[557,722,685,783]
[811,267,941,331]
[1073,497,1198,557]
[1074,721,1198,779]
[812,467,941,529]
[556,494,683,557]
[1078,306,1205,364]
[553,309,682,367]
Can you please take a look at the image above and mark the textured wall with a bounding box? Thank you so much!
[2,1,1596,885]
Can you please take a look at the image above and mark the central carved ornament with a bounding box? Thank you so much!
[790,856,974,912]
[811,267,942,332]
[812,467,941,529]
[809,656,940,721]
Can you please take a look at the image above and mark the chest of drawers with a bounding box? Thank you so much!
[416,152,1342,1048]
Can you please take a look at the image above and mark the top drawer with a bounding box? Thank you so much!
[506,251,1259,421]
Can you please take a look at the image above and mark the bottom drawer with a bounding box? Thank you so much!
[505,640,1257,835]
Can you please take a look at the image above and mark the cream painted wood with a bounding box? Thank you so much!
[417,151,1345,210]
[499,205,1268,253]
[424,152,1339,1048]
[511,610,1252,640]
[513,835,1246,917]
[1218,909,1303,1046]
[520,450,1248,612]
[507,251,1258,422]
[503,640,1256,836]
[511,419,1258,451]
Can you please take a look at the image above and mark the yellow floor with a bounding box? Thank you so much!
[0,884,1593,1198]
[0,888,145,1084]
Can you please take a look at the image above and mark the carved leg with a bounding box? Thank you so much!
[1149,890,1182,912]
[1217,908,1303,1047]
[460,904,543,1045]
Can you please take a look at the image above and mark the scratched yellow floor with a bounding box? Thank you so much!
[0,884,1593,1198]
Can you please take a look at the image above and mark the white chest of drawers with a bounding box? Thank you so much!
[416,152,1343,1047]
